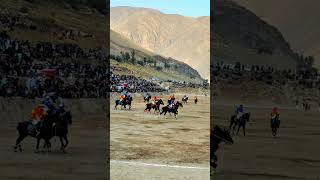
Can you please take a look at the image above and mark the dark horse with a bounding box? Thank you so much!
[182,96,189,104]
[14,110,72,153]
[160,101,183,119]
[144,95,151,103]
[194,97,198,104]
[271,116,280,137]
[229,113,250,136]
[114,96,133,110]
[211,125,233,169]
[145,99,164,113]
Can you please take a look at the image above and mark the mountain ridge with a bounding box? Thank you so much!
[110,29,204,83]
[213,0,298,69]
[232,0,320,68]
[110,6,210,79]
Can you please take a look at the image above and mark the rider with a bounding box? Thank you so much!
[271,107,280,124]
[30,104,45,135]
[43,95,56,113]
[168,94,175,108]
[119,94,125,103]
[235,104,244,121]
[53,92,65,115]
[152,96,158,105]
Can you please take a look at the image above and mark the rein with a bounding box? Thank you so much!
[212,133,231,143]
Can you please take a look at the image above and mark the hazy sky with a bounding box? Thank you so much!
[110,0,210,17]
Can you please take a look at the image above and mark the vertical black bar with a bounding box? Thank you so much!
[210,0,215,177]
[106,0,110,179]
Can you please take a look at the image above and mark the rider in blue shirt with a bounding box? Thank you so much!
[235,104,244,120]
[43,96,55,112]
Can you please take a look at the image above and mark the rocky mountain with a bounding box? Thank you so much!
[213,0,298,69]
[232,0,320,68]
[110,29,203,83]
[110,6,210,79]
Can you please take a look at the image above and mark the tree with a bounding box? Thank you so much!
[143,57,147,65]
[164,61,170,69]
[137,61,145,66]
[130,50,136,64]
[120,52,130,62]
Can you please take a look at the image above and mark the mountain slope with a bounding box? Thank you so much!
[232,0,320,68]
[110,6,210,79]
[212,0,298,69]
[0,0,107,49]
[110,29,204,83]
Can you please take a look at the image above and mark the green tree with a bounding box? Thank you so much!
[130,50,136,64]
[143,57,147,65]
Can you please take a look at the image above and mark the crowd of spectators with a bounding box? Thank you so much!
[0,11,36,31]
[110,73,165,93]
[212,62,320,88]
[0,30,109,98]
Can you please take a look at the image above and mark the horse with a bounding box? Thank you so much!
[194,98,198,104]
[271,116,280,137]
[211,125,233,169]
[46,111,72,151]
[14,110,72,153]
[145,99,164,113]
[182,96,189,104]
[114,96,133,110]
[144,95,151,103]
[160,101,183,119]
[229,113,250,136]
[14,112,54,153]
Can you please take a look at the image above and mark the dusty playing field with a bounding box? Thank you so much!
[212,96,320,180]
[110,93,210,179]
[0,98,107,180]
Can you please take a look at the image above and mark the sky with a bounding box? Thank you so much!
[110,0,210,17]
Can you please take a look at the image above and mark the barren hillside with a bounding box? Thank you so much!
[111,6,210,79]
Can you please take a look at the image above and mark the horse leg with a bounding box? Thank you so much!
[43,141,47,149]
[63,136,69,150]
[243,125,246,136]
[14,135,25,152]
[228,121,233,131]
[59,136,65,151]
[46,139,51,152]
[232,124,236,135]
[236,124,241,135]
[35,138,41,153]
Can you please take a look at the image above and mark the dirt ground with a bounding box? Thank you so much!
[0,98,107,180]
[212,96,320,180]
[110,93,210,179]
